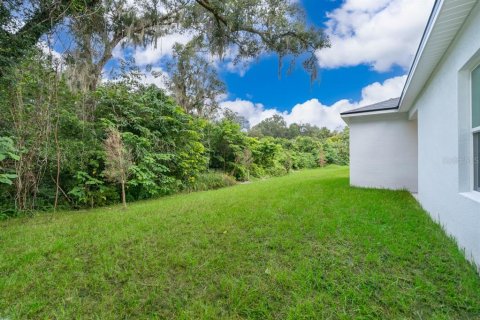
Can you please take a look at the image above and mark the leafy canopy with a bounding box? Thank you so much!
[49,0,327,115]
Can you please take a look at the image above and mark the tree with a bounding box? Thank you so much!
[1,51,61,211]
[250,115,288,138]
[0,0,100,74]
[62,0,329,91]
[317,127,334,140]
[103,127,132,209]
[286,123,333,139]
[95,83,208,198]
[167,43,226,118]
[223,109,250,130]
[207,119,250,179]
[323,127,349,165]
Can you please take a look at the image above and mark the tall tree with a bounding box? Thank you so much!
[0,0,100,74]
[167,43,226,118]
[250,115,289,138]
[64,0,329,91]
[223,109,250,130]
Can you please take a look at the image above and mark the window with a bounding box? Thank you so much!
[473,65,480,191]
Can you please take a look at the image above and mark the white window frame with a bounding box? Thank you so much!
[458,52,480,202]
[471,63,480,193]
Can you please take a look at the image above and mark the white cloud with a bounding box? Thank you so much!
[220,75,406,130]
[117,33,251,77]
[140,67,169,89]
[359,75,406,106]
[225,60,252,77]
[112,30,253,76]
[131,33,192,65]
[37,41,64,67]
[285,99,352,131]
[102,66,170,90]
[316,0,435,71]
[205,45,255,77]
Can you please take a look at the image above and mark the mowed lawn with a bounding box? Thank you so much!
[1,167,480,319]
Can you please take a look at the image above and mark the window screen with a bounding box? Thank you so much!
[473,65,480,128]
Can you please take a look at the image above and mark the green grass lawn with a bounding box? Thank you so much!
[1,167,480,319]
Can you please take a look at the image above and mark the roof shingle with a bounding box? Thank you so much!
[341,97,400,116]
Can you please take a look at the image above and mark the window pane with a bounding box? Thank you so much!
[473,66,480,128]
[475,132,480,191]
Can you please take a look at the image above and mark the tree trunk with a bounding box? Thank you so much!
[121,177,127,209]
[54,118,61,211]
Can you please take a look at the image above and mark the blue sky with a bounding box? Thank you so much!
[218,0,435,130]
[221,56,405,109]
[61,0,434,130]
[220,0,406,109]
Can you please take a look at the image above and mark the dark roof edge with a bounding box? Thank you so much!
[340,106,398,116]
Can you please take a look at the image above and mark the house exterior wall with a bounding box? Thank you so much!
[414,2,480,266]
[347,112,418,192]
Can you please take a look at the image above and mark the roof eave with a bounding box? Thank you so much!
[341,107,399,119]
[399,0,478,112]
[398,0,443,112]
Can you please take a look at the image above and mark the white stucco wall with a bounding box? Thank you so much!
[346,112,418,192]
[414,2,480,267]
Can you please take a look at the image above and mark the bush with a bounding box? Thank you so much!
[265,163,288,177]
[187,172,237,192]
[232,164,250,181]
[249,164,266,178]
[293,152,317,169]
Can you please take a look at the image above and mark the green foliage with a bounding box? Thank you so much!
[0,58,209,214]
[251,115,336,139]
[167,43,226,118]
[323,127,350,165]
[207,119,251,180]
[250,114,289,138]
[0,137,19,185]
[0,53,349,215]
[68,170,116,208]
[0,0,99,74]
[0,0,343,215]
[251,137,286,177]
[62,0,328,92]
[204,116,349,181]
[293,152,318,169]
[187,171,237,192]
[94,83,209,199]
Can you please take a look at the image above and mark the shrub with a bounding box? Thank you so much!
[265,163,288,177]
[232,164,250,181]
[187,172,237,192]
[294,152,317,169]
[249,164,266,178]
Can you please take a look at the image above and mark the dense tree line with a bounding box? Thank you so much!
[0,1,345,216]
[0,52,348,216]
